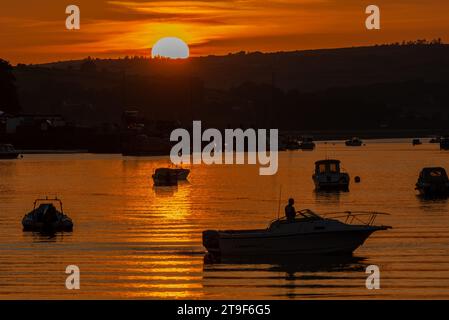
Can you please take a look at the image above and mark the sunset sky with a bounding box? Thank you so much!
[1,0,449,64]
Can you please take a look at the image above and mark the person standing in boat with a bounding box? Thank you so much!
[285,198,296,222]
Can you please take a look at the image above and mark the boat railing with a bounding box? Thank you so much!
[268,210,389,228]
[321,211,390,226]
[33,197,64,213]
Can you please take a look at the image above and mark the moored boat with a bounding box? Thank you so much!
[429,136,441,144]
[412,138,422,146]
[22,198,73,232]
[415,167,449,197]
[299,136,316,150]
[152,168,179,186]
[203,210,390,256]
[440,137,449,150]
[0,144,20,159]
[345,137,363,146]
[312,159,350,191]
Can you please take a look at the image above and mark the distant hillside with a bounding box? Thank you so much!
[36,42,449,92]
[9,42,449,131]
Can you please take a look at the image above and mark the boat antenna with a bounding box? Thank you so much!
[324,141,328,159]
[277,185,282,219]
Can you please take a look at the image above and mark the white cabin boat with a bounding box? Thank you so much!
[312,159,350,191]
[203,210,390,256]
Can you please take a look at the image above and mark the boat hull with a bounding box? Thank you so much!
[0,153,19,159]
[174,168,190,180]
[203,228,382,256]
[314,182,349,191]
[313,175,350,191]
[153,176,178,186]
[416,185,449,197]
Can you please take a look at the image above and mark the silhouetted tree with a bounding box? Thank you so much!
[0,59,20,114]
[79,57,97,73]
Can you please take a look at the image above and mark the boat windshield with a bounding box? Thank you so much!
[298,209,323,220]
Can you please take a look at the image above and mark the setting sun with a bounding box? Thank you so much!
[151,37,189,59]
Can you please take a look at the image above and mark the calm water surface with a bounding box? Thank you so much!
[1,140,449,299]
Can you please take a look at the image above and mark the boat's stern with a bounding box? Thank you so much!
[202,230,221,253]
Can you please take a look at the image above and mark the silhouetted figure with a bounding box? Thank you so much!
[285,198,296,222]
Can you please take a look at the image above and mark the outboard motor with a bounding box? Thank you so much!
[202,230,220,252]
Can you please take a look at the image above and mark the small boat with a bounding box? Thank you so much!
[345,137,363,146]
[0,144,20,159]
[284,136,301,150]
[22,198,73,232]
[152,168,179,186]
[415,167,449,197]
[312,159,350,191]
[412,138,422,146]
[203,210,390,256]
[440,137,449,150]
[298,136,316,150]
[429,136,441,144]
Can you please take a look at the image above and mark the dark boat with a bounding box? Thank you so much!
[283,136,301,150]
[429,136,441,144]
[345,137,363,146]
[312,159,350,191]
[298,136,316,150]
[415,167,449,197]
[440,137,449,150]
[0,144,20,159]
[152,168,179,186]
[22,198,73,232]
[412,138,422,146]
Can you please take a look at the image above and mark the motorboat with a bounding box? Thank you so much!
[345,137,363,146]
[312,159,350,191]
[283,136,301,150]
[22,198,73,232]
[203,209,390,256]
[412,138,422,146]
[152,168,179,186]
[440,137,449,150]
[429,136,441,144]
[0,144,20,159]
[298,136,316,150]
[415,167,449,197]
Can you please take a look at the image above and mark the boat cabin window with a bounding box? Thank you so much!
[329,163,338,173]
[318,164,326,174]
[430,170,443,177]
[317,162,339,174]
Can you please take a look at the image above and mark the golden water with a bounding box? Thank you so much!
[1,140,449,299]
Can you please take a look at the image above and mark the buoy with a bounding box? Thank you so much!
[355,176,361,183]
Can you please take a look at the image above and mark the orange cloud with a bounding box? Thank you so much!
[1,0,449,64]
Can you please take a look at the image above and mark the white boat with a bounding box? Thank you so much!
[312,159,350,191]
[203,210,390,256]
